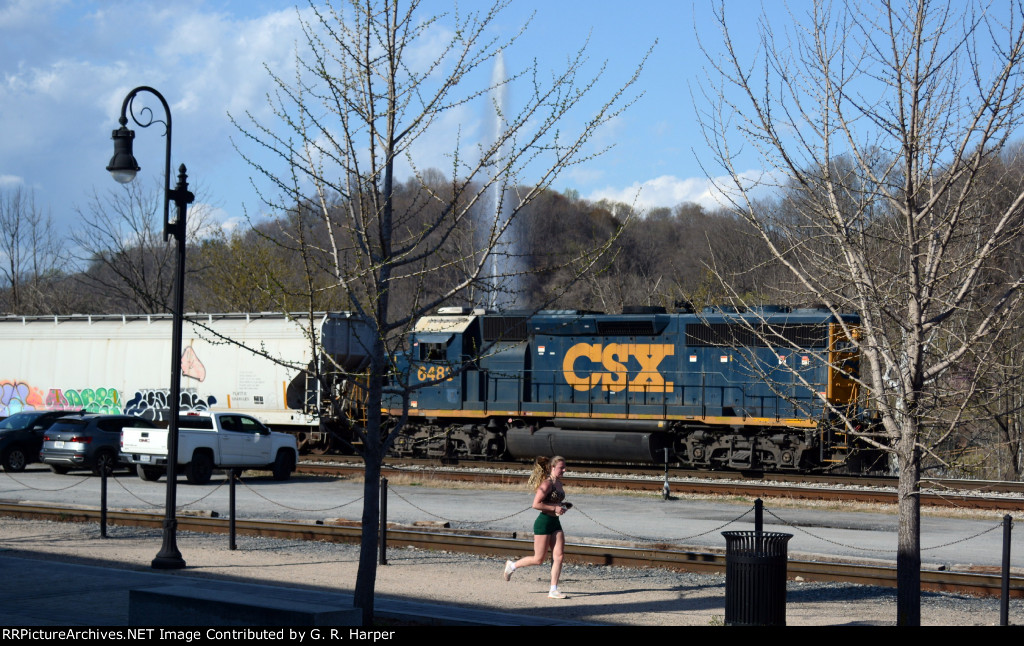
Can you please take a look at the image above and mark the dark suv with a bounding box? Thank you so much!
[0,410,83,472]
[40,414,157,476]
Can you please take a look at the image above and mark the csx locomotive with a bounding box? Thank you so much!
[324,305,882,473]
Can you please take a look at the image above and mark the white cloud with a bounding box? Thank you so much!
[0,175,23,188]
[588,174,718,210]
[188,202,236,239]
[587,170,782,212]
[216,215,247,236]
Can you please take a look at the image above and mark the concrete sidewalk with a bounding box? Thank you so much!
[0,552,589,627]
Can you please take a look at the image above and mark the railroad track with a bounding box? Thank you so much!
[298,461,1024,512]
[312,454,1024,492]
[0,500,1018,599]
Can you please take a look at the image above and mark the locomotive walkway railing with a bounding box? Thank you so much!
[476,369,823,422]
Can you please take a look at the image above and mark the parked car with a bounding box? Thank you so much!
[40,414,158,476]
[0,410,84,472]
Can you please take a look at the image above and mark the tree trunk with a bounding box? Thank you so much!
[354,447,382,626]
[353,342,386,626]
[896,443,921,626]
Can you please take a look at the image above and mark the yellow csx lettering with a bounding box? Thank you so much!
[562,343,675,393]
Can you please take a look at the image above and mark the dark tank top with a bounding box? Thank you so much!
[541,481,565,507]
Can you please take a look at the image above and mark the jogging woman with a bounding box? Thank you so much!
[502,456,569,599]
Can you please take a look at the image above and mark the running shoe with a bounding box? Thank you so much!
[548,589,567,599]
[503,560,515,581]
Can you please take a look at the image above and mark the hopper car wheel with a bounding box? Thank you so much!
[308,434,335,455]
[137,465,164,481]
[1,447,27,473]
[271,450,295,481]
[185,452,214,485]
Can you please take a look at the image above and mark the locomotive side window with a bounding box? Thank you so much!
[420,343,446,361]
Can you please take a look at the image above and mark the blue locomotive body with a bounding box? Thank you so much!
[369,306,878,472]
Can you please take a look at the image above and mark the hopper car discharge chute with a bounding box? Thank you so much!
[312,313,375,455]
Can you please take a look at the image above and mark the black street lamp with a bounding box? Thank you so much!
[106,86,192,570]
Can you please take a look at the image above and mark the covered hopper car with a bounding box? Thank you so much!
[0,312,335,453]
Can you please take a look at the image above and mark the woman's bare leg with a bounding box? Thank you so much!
[514,533,551,569]
[549,531,564,587]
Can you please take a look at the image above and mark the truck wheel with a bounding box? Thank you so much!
[137,465,164,481]
[185,452,214,485]
[271,450,294,481]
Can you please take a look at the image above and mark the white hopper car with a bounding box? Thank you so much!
[0,313,330,451]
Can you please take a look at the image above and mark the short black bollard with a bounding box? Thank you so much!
[1002,514,1012,626]
[722,530,792,626]
[100,469,108,538]
[662,448,671,500]
[229,469,237,551]
[379,477,388,566]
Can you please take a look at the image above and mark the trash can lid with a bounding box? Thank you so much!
[721,531,793,554]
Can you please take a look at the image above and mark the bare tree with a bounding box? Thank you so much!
[72,182,214,314]
[0,186,66,314]
[233,0,649,623]
[698,0,1024,625]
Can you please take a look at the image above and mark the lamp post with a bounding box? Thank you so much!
[106,86,192,570]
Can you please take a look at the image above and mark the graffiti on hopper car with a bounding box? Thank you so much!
[124,388,218,421]
[45,387,122,414]
[0,380,45,416]
[181,345,206,382]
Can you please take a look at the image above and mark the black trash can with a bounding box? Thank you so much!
[721,531,792,626]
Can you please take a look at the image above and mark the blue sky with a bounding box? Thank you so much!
[0,0,769,236]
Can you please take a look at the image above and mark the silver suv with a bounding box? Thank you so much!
[40,414,157,476]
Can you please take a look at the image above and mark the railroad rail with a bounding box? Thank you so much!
[0,500,1018,599]
[297,461,1024,512]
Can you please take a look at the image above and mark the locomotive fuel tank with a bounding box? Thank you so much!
[506,427,672,463]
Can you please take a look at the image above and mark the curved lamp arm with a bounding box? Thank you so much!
[105,86,186,241]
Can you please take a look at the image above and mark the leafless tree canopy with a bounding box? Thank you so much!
[71,182,215,315]
[698,0,1024,625]
[228,0,651,623]
[0,186,67,313]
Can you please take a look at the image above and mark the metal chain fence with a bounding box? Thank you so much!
[3,465,1015,564]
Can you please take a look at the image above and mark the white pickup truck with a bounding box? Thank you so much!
[120,412,299,484]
